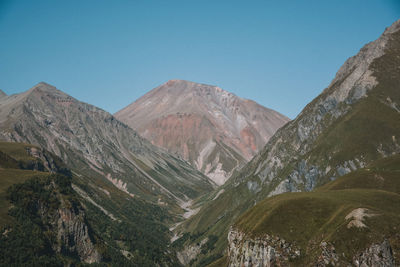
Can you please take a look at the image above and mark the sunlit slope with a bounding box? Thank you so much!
[234,154,400,265]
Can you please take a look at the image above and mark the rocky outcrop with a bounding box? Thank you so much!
[25,146,71,175]
[353,239,395,267]
[25,146,59,172]
[115,79,289,185]
[227,228,300,267]
[314,240,395,266]
[55,206,101,263]
[38,180,101,263]
[177,237,209,265]
[228,229,396,267]
[315,242,339,266]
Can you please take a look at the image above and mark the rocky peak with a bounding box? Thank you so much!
[164,79,235,100]
[315,19,399,109]
[26,82,72,100]
[33,81,56,89]
[227,228,301,266]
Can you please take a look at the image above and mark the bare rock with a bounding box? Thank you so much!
[353,239,395,267]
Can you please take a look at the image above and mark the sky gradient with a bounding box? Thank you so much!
[1,0,399,118]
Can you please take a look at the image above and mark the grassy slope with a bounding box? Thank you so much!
[0,142,52,226]
[234,154,400,265]
[0,141,37,161]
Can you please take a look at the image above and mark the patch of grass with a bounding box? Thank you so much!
[205,255,228,267]
[318,154,400,193]
[0,141,37,161]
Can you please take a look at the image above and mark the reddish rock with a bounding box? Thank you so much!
[115,80,289,185]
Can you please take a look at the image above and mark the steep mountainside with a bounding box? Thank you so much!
[0,82,215,209]
[115,80,289,185]
[0,142,181,266]
[176,19,400,265]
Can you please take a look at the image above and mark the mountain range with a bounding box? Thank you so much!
[0,82,215,207]
[0,19,399,267]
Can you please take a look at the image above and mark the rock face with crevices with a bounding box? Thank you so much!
[115,80,289,185]
[49,198,101,263]
[177,237,209,265]
[227,228,300,267]
[353,239,395,267]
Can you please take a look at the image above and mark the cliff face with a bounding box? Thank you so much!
[227,228,300,267]
[353,240,395,267]
[227,228,395,267]
[37,179,101,263]
[116,80,289,185]
[56,206,100,263]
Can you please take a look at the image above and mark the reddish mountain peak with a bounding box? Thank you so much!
[115,80,289,185]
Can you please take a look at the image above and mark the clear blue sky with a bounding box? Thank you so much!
[1,0,399,118]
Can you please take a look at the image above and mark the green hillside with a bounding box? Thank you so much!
[233,154,400,265]
[0,142,62,226]
[0,142,183,266]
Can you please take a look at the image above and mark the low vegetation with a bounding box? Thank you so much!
[0,142,182,266]
[234,154,400,265]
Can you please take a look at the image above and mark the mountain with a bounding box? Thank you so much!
[0,82,215,210]
[115,80,289,185]
[175,19,400,265]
